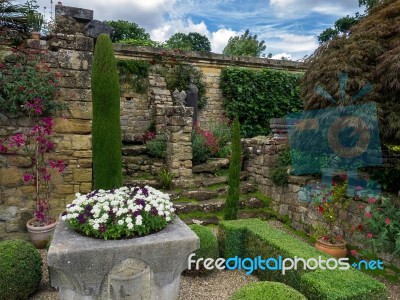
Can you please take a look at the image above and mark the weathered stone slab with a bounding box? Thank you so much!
[192,158,229,173]
[48,217,199,300]
[55,5,93,22]
[84,20,115,39]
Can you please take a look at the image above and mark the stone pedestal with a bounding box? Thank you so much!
[48,217,199,300]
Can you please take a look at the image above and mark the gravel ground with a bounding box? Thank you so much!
[29,220,400,300]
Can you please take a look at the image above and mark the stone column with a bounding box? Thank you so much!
[165,106,193,183]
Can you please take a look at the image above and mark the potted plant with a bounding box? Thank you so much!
[0,98,65,248]
[26,10,43,39]
[306,178,354,258]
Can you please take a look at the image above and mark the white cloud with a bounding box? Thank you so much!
[269,0,360,18]
[150,19,209,42]
[210,28,238,54]
[271,52,292,60]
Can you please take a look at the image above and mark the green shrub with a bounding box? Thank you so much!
[158,169,173,189]
[116,59,150,94]
[220,67,303,138]
[271,166,289,186]
[230,282,307,300]
[188,224,219,274]
[192,128,211,164]
[92,34,123,190]
[271,148,291,186]
[146,134,167,158]
[0,240,42,300]
[218,219,387,299]
[224,117,241,220]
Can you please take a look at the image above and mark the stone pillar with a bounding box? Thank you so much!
[148,74,173,134]
[165,106,193,182]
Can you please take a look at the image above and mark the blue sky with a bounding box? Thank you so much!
[33,0,365,60]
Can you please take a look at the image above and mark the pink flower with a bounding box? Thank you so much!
[365,211,372,219]
[23,173,34,183]
[368,197,376,204]
[355,185,363,191]
[350,249,358,256]
[385,218,391,225]
[11,133,25,147]
[366,233,374,239]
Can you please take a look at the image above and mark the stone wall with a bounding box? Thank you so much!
[0,5,94,240]
[115,45,306,138]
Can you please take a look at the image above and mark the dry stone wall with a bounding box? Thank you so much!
[0,5,94,240]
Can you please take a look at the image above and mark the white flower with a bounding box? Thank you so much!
[127,222,134,229]
[135,215,143,226]
[125,216,132,224]
[118,219,124,226]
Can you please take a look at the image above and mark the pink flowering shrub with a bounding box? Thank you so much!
[0,99,65,226]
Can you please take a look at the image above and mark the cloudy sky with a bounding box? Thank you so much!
[33,0,364,60]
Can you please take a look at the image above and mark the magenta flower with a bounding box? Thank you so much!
[366,233,374,239]
[23,173,34,183]
[355,185,363,191]
[365,211,372,219]
[385,218,391,225]
[368,197,376,204]
[350,249,358,256]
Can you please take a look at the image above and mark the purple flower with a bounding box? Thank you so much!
[132,210,140,217]
[135,199,145,206]
[142,187,148,197]
[151,207,158,216]
[77,214,86,224]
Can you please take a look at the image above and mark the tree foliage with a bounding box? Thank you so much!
[164,32,211,52]
[223,29,266,57]
[92,33,122,189]
[105,20,151,43]
[302,0,400,143]
[318,15,360,44]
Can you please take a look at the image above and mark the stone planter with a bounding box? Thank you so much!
[47,217,199,300]
[26,218,57,249]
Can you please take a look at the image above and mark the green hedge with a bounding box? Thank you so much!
[220,67,303,138]
[188,224,219,274]
[218,219,387,300]
[229,281,307,300]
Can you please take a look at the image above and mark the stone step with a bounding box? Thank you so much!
[192,158,230,173]
[122,144,147,156]
[174,196,266,214]
[181,210,272,226]
[170,181,257,201]
[191,171,249,188]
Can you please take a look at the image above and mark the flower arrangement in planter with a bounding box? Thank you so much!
[0,98,65,247]
[306,178,355,257]
[61,185,175,240]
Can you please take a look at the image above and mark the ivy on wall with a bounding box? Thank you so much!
[116,59,150,94]
[220,67,303,138]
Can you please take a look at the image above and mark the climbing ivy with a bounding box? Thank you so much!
[116,59,150,94]
[220,67,303,138]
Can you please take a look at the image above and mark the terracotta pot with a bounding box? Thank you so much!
[315,237,347,258]
[26,218,56,249]
[30,32,40,40]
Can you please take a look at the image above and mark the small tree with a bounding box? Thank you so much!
[91,33,122,189]
[104,20,151,43]
[223,29,266,57]
[224,117,241,220]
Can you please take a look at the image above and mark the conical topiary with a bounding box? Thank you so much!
[224,117,241,220]
[91,33,122,189]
